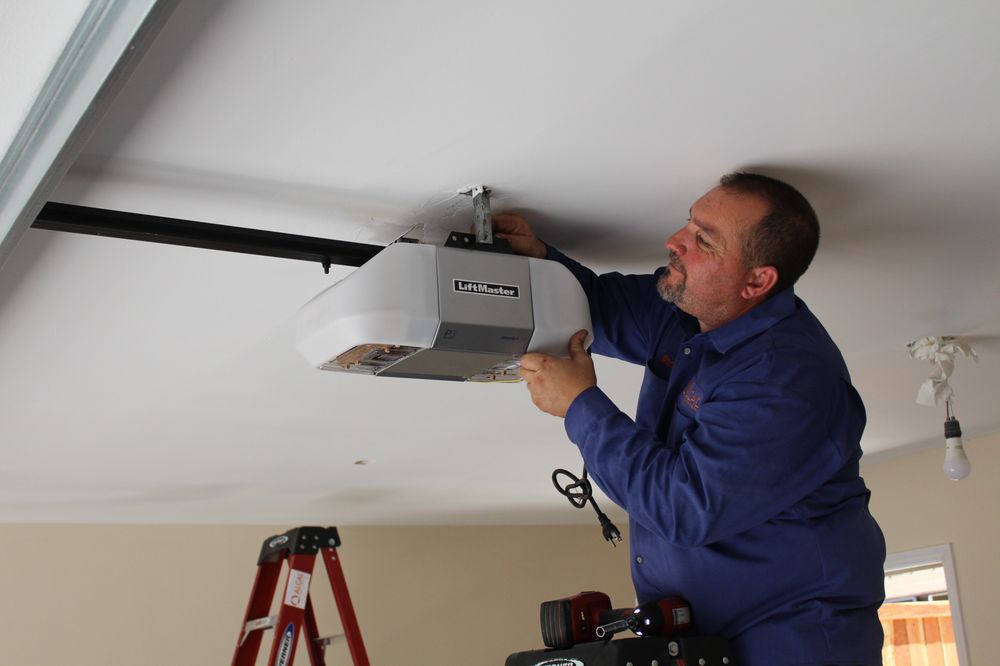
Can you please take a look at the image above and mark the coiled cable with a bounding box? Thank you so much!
[552,466,623,546]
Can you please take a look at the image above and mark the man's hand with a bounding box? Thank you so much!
[520,330,596,417]
[492,213,547,259]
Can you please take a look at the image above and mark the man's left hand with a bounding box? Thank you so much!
[520,330,596,417]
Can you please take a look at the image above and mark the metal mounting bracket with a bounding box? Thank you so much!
[462,185,493,245]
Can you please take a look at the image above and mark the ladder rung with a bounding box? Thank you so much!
[239,615,278,646]
[314,633,346,648]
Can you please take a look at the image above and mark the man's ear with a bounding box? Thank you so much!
[742,265,779,301]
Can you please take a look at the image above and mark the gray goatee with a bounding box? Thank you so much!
[658,251,686,303]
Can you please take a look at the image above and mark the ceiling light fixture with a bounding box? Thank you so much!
[907,336,978,480]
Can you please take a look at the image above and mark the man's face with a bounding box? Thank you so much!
[657,186,769,330]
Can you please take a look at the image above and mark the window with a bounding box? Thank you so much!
[880,545,969,665]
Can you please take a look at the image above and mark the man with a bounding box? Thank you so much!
[495,173,886,666]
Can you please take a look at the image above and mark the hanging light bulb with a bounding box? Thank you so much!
[907,336,978,481]
[942,399,970,481]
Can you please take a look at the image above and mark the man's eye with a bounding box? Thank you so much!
[696,233,710,247]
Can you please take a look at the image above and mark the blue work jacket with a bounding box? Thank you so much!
[549,246,886,666]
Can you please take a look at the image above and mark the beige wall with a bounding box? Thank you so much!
[863,430,1000,666]
[2,433,996,665]
[0,524,633,665]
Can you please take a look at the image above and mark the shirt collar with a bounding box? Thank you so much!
[699,287,798,354]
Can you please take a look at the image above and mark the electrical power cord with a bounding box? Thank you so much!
[552,466,623,547]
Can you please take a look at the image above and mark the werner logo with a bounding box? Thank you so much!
[276,624,294,666]
[532,659,584,666]
[453,279,520,298]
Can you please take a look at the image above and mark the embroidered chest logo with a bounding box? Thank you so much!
[681,379,703,411]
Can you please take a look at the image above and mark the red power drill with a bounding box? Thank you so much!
[540,592,620,649]
[594,597,692,639]
[540,592,692,649]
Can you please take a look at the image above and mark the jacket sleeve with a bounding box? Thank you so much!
[563,353,854,547]
[545,244,665,365]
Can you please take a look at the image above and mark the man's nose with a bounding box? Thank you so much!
[665,229,686,256]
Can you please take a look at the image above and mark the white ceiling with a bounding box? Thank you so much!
[2,0,998,524]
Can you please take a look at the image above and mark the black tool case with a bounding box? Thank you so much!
[505,635,735,666]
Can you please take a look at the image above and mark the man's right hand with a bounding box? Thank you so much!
[492,213,547,259]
